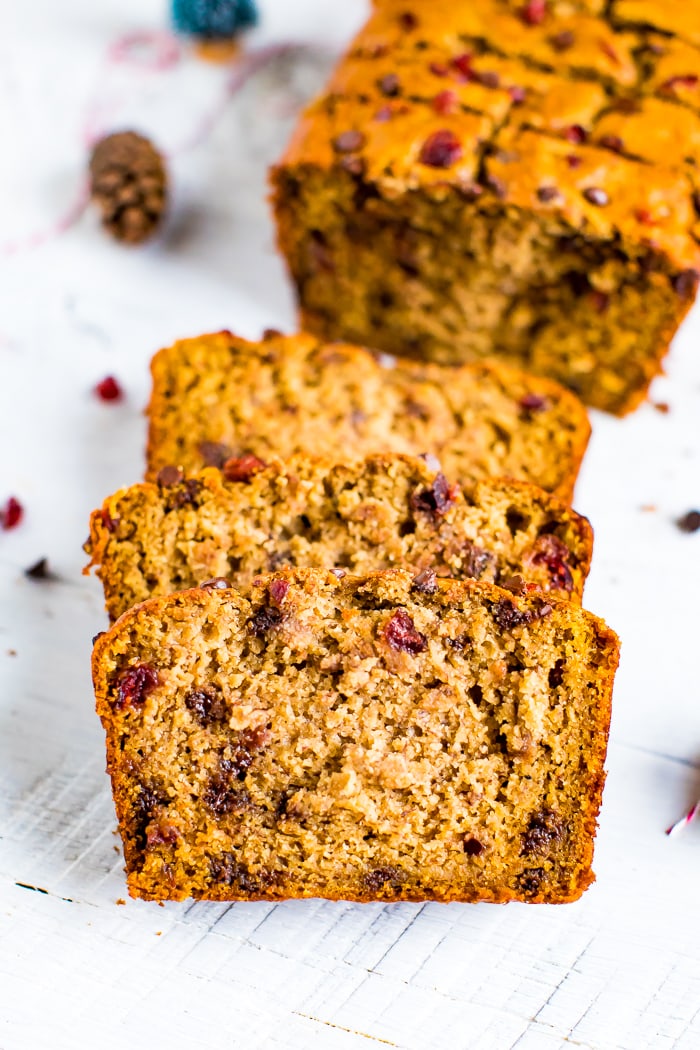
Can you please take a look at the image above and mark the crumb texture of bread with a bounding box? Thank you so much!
[86,454,593,620]
[92,568,619,904]
[271,0,700,414]
[146,330,589,500]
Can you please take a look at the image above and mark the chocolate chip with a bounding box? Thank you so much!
[463,837,485,856]
[398,12,418,30]
[24,557,55,581]
[583,187,609,207]
[362,865,406,891]
[672,270,699,299]
[411,473,457,519]
[536,185,560,203]
[519,392,548,413]
[548,659,565,688]
[491,599,533,630]
[199,441,233,468]
[676,510,700,533]
[167,478,202,510]
[333,130,365,153]
[461,542,495,579]
[476,70,500,88]
[599,134,623,153]
[378,73,400,96]
[262,327,283,340]
[518,868,544,895]
[693,192,700,219]
[412,568,438,594]
[521,810,565,855]
[185,687,227,725]
[549,30,574,51]
[201,577,232,590]
[156,465,184,487]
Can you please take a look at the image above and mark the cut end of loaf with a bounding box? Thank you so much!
[93,569,619,904]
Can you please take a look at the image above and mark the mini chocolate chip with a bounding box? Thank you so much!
[201,577,232,589]
[412,568,438,594]
[463,837,485,856]
[549,30,574,51]
[519,392,548,413]
[537,185,559,203]
[398,12,418,30]
[157,465,184,487]
[599,134,623,153]
[25,557,55,581]
[583,187,609,207]
[199,441,233,468]
[476,71,500,88]
[676,510,700,533]
[672,270,699,299]
[549,659,565,687]
[333,130,365,153]
[378,73,400,96]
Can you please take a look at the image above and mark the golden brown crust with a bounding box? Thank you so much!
[93,568,619,904]
[145,330,590,501]
[271,0,700,414]
[85,453,593,621]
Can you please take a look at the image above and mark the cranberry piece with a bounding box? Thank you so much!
[565,125,587,144]
[660,74,698,94]
[429,61,449,77]
[156,465,184,487]
[95,375,123,402]
[412,568,438,594]
[590,290,610,313]
[583,186,609,207]
[634,208,654,226]
[509,85,526,104]
[100,507,119,533]
[599,134,623,153]
[333,130,365,153]
[199,441,233,468]
[383,609,427,655]
[222,454,267,482]
[433,89,458,114]
[1,496,23,530]
[672,270,699,299]
[529,533,574,592]
[114,664,159,711]
[519,393,548,413]
[418,129,463,168]
[378,73,400,96]
[677,510,700,533]
[519,0,546,26]
[452,53,474,80]
[463,837,485,856]
[269,578,290,606]
[146,822,179,847]
[536,185,559,203]
[549,30,574,51]
[411,473,458,518]
[566,154,582,169]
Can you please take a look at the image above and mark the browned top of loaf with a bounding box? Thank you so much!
[92,568,619,904]
[85,453,593,620]
[147,330,589,500]
[276,0,700,275]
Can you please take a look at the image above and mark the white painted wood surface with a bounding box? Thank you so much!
[1,2,699,1047]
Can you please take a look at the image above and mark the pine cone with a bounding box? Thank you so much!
[89,131,168,245]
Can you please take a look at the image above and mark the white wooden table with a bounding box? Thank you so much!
[1,2,699,1047]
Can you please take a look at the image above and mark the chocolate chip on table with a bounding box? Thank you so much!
[583,187,609,207]
[156,465,184,487]
[24,557,55,580]
[383,609,427,654]
[676,510,700,533]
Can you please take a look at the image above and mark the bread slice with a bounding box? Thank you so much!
[92,568,619,903]
[85,454,593,621]
[146,330,590,501]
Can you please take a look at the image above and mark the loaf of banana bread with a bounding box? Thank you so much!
[146,330,589,500]
[85,453,593,620]
[92,568,619,903]
[271,0,700,414]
